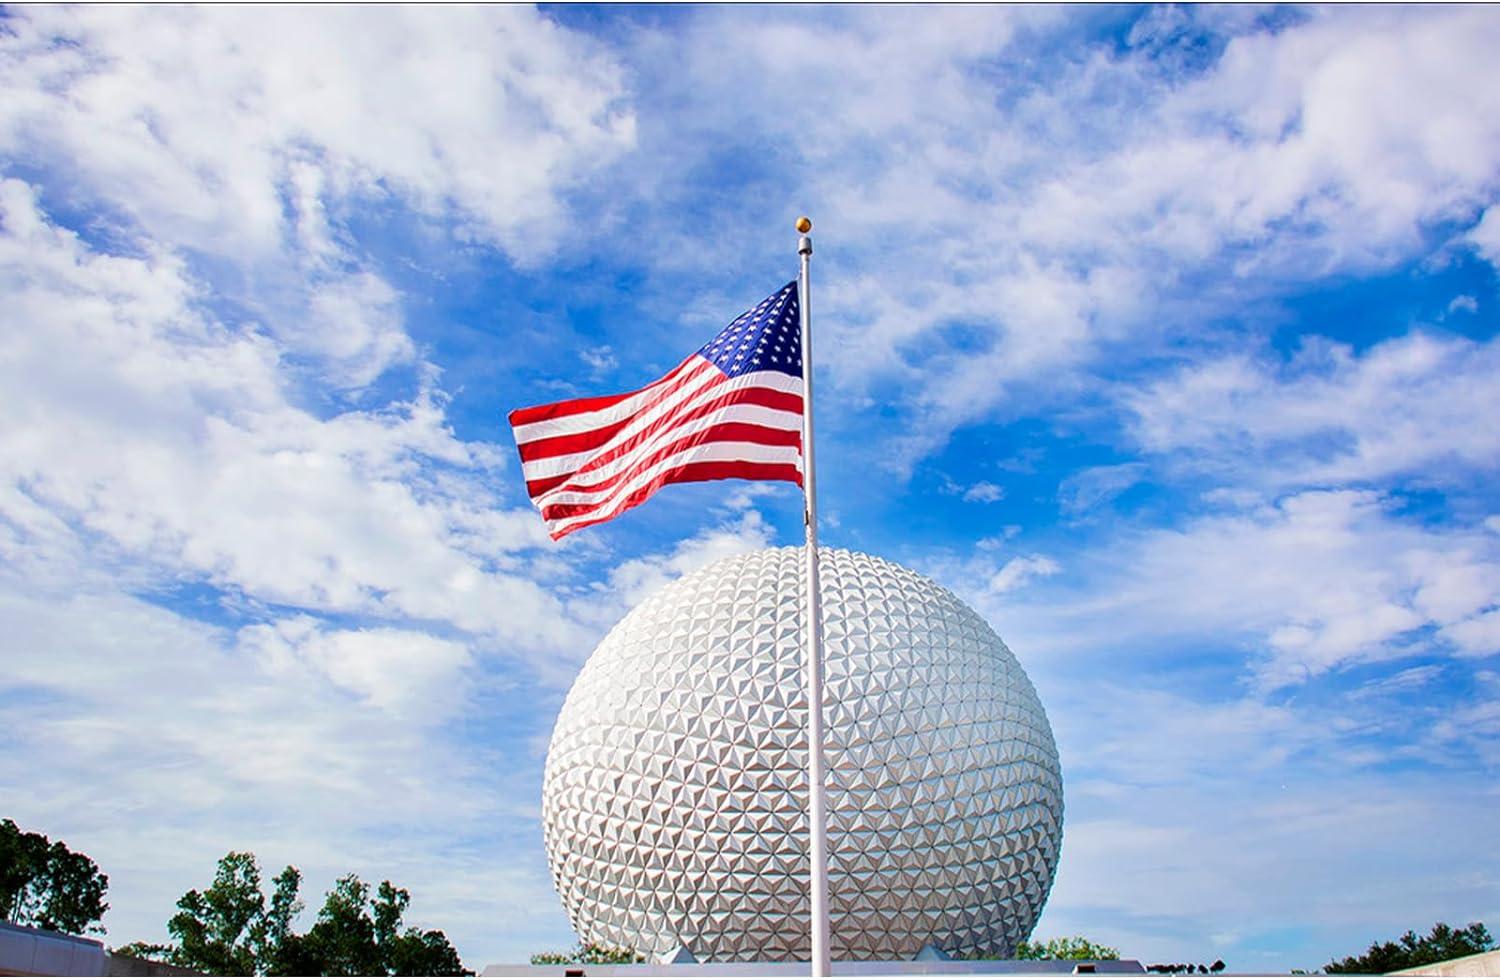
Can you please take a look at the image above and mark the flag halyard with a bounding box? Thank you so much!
[509,282,804,540]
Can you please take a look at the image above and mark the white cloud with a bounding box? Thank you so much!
[1027,674,1500,968]
[938,476,1007,503]
[0,5,634,262]
[1447,294,1479,316]
[619,6,1500,469]
[962,481,1006,504]
[0,589,487,837]
[0,5,636,398]
[976,527,1022,550]
[0,187,600,970]
[0,169,668,956]
[1350,664,1443,700]
[0,585,567,963]
[1125,332,1500,488]
[1467,206,1500,270]
[1058,463,1148,517]
[241,618,474,720]
[1040,774,1500,969]
[1429,671,1500,768]
[965,490,1500,692]
[0,178,589,665]
[594,510,775,616]
[580,346,618,376]
[1442,609,1500,659]
[989,555,1062,596]
[299,273,415,389]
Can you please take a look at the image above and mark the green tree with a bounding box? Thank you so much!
[292,875,467,976]
[143,851,469,976]
[1324,921,1493,975]
[1147,966,1223,976]
[1016,936,1122,961]
[111,941,176,963]
[163,852,302,975]
[374,883,470,977]
[294,875,384,976]
[0,818,109,935]
[530,942,643,965]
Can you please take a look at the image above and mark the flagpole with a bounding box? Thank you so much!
[795,216,832,979]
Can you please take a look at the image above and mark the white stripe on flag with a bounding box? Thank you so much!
[510,357,711,444]
[545,442,802,535]
[530,400,803,497]
[521,368,803,482]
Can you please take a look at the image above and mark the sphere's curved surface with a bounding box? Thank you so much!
[542,547,1063,962]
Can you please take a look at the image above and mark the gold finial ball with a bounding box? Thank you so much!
[795,216,813,234]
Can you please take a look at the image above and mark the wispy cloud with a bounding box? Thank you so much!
[989,556,1062,596]
[585,6,1500,473]
[0,6,634,263]
[1125,333,1500,490]
[957,489,1500,691]
[963,481,1006,504]
[1059,464,1148,518]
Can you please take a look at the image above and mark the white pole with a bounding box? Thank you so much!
[795,216,832,979]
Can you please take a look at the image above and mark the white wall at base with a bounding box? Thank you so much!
[0,921,106,977]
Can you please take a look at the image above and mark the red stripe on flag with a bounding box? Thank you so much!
[512,357,708,461]
[517,363,710,464]
[546,460,804,540]
[523,384,802,498]
[564,384,802,481]
[538,423,803,520]
[507,389,632,428]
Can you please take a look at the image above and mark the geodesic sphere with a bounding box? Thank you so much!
[541,547,1063,962]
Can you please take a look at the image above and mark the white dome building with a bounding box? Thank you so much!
[541,547,1063,962]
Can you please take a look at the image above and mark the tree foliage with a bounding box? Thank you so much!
[131,851,469,976]
[1147,964,1225,975]
[155,851,300,974]
[111,941,177,964]
[0,817,109,935]
[1016,935,1122,961]
[530,942,644,965]
[1324,921,1493,975]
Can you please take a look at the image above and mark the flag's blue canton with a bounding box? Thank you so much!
[697,281,801,379]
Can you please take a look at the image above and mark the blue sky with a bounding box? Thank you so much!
[1,3,1497,972]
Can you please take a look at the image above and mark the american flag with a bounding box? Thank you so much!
[509,282,805,540]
